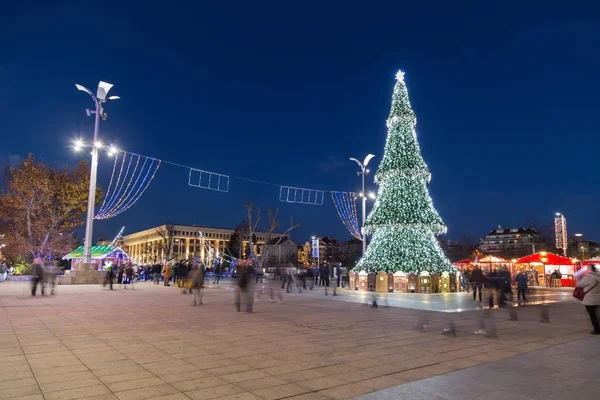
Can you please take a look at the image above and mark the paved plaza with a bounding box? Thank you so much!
[0,280,598,400]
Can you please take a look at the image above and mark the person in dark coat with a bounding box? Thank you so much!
[152,264,161,284]
[486,269,499,308]
[31,258,45,296]
[470,266,484,302]
[515,270,528,302]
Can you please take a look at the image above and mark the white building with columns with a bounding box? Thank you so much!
[122,224,280,265]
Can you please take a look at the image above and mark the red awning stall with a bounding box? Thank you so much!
[516,252,577,287]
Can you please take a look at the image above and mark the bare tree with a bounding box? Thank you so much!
[156,223,176,263]
[260,208,301,268]
[245,203,260,257]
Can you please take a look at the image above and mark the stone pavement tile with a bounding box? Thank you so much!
[32,363,89,378]
[318,382,372,400]
[438,357,483,370]
[146,394,190,400]
[389,364,455,383]
[75,395,118,400]
[285,394,330,400]
[214,393,262,400]
[160,369,212,384]
[171,376,227,392]
[0,383,41,399]
[0,377,37,390]
[277,369,323,383]
[260,363,309,376]
[114,383,180,400]
[0,366,34,381]
[39,375,103,393]
[251,383,311,400]
[469,350,519,362]
[235,376,289,391]
[185,383,245,400]
[308,364,355,377]
[36,370,98,385]
[355,376,406,391]
[511,342,551,353]
[331,369,381,383]
[0,354,28,367]
[9,395,44,400]
[297,377,349,391]
[207,364,252,376]
[44,384,111,400]
[220,369,270,384]
[187,357,239,370]
[99,370,156,384]
[107,376,166,392]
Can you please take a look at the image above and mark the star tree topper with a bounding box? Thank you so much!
[395,70,405,82]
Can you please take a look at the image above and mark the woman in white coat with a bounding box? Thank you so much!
[578,264,600,335]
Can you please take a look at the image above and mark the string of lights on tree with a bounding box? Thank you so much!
[331,191,361,240]
[355,70,454,275]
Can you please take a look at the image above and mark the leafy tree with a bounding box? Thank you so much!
[0,154,100,261]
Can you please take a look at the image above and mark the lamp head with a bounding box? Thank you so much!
[96,81,114,101]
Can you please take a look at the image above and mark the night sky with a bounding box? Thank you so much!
[2,2,599,245]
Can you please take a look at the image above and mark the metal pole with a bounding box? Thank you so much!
[361,167,367,255]
[82,100,101,265]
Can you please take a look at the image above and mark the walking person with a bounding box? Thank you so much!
[191,262,205,306]
[236,268,253,312]
[152,264,161,284]
[162,264,172,286]
[576,264,600,335]
[334,265,341,296]
[213,263,222,284]
[0,263,8,282]
[117,266,124,285]
[31,257,45,296]
[103,265,115,290]
[515,269,528,303]
[470,266,484,303]
[45,262,58,295]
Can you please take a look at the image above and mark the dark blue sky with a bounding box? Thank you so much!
[2,1,599,245]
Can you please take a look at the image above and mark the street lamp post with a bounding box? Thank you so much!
[75,82,119,266]
[350,154,375,255]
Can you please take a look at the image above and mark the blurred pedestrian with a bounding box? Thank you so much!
[515,269,528,302]
[162,264,172,286]
[236,268,253,312]
[486,268,499,308]
[103,265,115,290]
[117,266,124,284]
[0,263,8,282]
[31,257,45,296]
[470,266,484,302]
[576,264,600,335]
[191,262,205,306]
[152,264,161,284]
[213,263,222,284]
[45,262,58,295]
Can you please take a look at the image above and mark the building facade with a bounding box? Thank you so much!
[122,224,280,265]
[568,235,600,260]
[478,227,539,257]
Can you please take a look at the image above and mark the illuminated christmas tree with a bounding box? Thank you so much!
[356,71,453,274]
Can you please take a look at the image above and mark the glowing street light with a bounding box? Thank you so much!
[350,154,375,255]
[75,81,119,266]
[368,192,376,199]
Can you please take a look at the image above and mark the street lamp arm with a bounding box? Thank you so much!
[75,84,96,102]
[349,158,363,170]
[363,154,375,167]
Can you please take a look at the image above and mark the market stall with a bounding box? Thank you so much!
[516,252,577,287]
[63,245,129,270]
[452,259,472,272]
[475,255,510,273]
